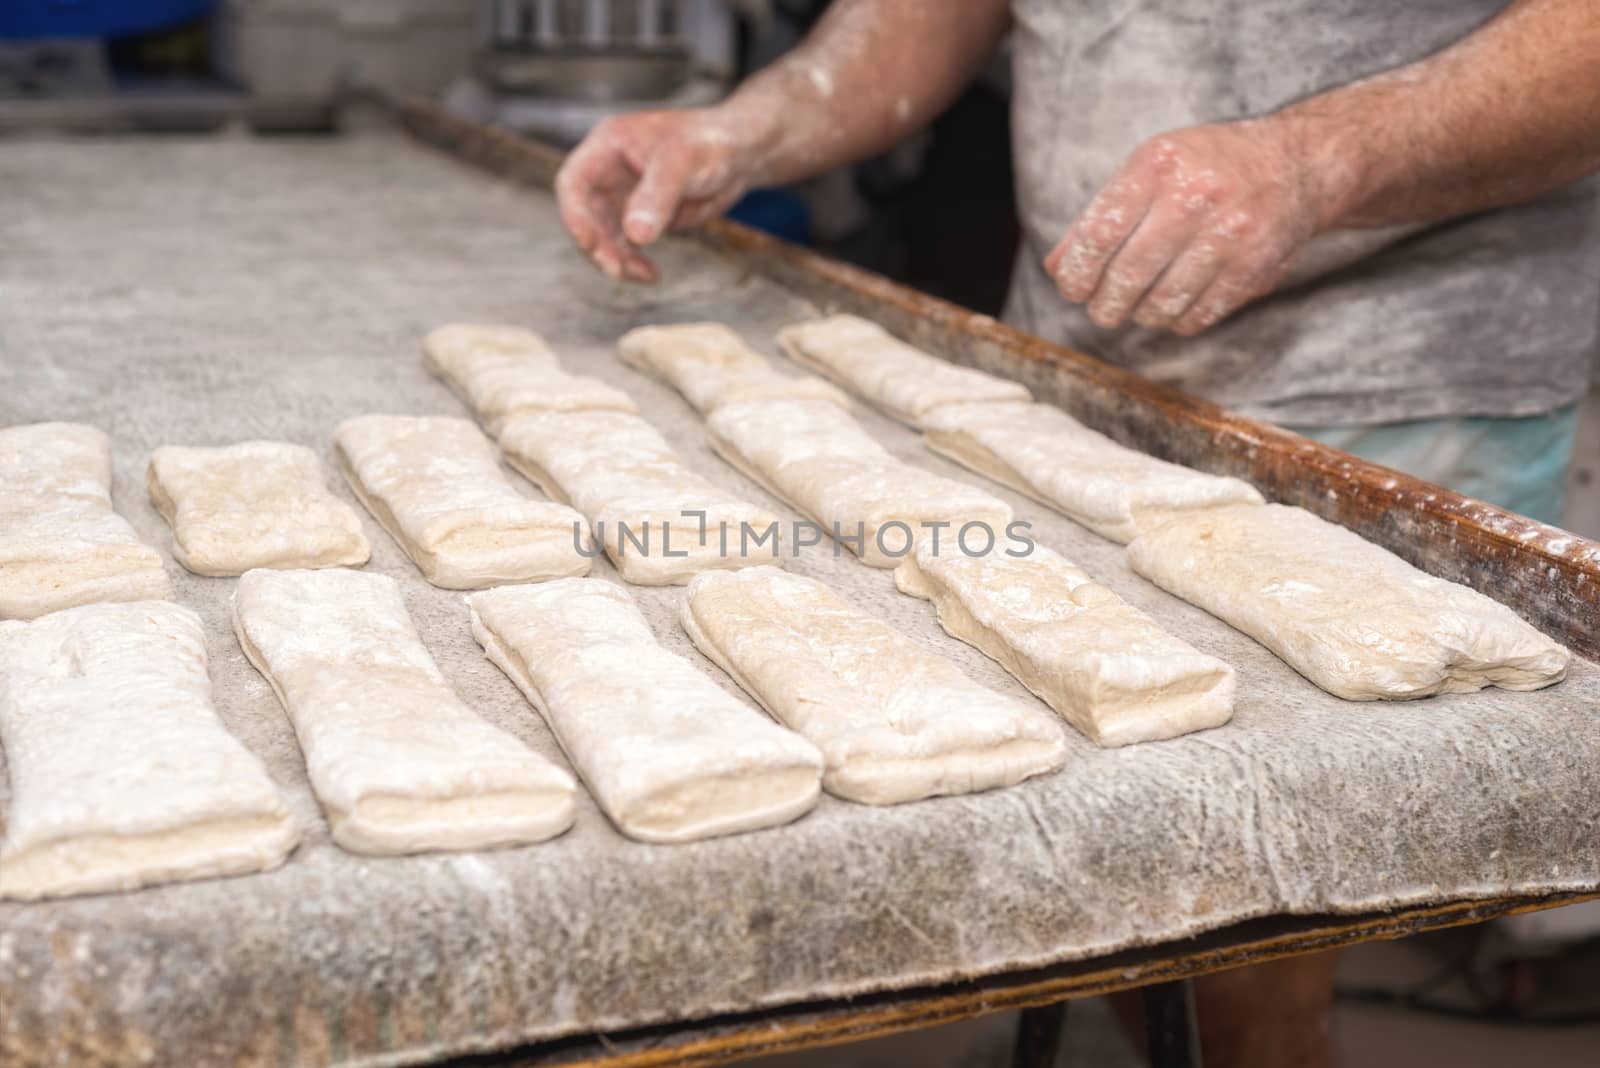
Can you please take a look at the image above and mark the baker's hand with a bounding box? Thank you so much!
[1045,119,1331,336]
[556,109,757,283]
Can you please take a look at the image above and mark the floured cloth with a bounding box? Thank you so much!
[0,422,171,619]
[0,600,299,900]
[682,566,1065,804]
[234,568,577,854]
[777,314,1031,427]
[468,579,822,843]
[618,322,850,413]
[1128,504,1571,700]
[147,440,370,575]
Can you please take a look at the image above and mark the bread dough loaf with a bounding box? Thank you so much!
[467,579,823,843]
[896,542,1235,746]
[922,401,1263,544]
[148,441,370,576]
[618,322,850,413]
[424,322,637,435]
[497,409,781,585]
[705,398,1012,567]
[1127,503,1571,700]
[0,422,171,619]
[335,414,591,589]
[234,568,576,854]
[0,600,299,900]
[777,314,1030,427]
[683,567,1065,804]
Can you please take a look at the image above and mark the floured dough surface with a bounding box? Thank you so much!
[0,600,299,900]
[1128,504,1571,700]
[335,414,591,589]
[497,409,781,585]
[0,422,171,619]
[896,542,1235,746]
[923,401,1264,544]
[683,566,1065,804]
[467,579,823,843]
[147,440,370,576]
[705,398,1012,567]
[777,314,1030,427]
[618,322,850,414]
[424,323,558,367]
[234,568,575,854]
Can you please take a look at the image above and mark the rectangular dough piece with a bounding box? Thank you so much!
[148,441,370,576]
[1127,503,1571,700]
[777,314,1030,427]
[335,414,592,589]
[922,401,1264,544]
[497,409,782,585]
[0,600,299,900]
[618,322,850,414]
[0,422,171,620]
[683,566,1065,804]
[896,542,1235,747]
[704,398,1013,568]
[467,579,823,843]
[424,322,637,435]
[234,568,576,854]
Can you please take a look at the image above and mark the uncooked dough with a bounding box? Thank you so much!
[0,600,299,900]
[896,541,1235,746]
[1127,503,1572,700]
[618,322,850,413]
[148,440,370,576]
[0,422,171,619]
[497,409,782,585]
[705,397,1013,568]
[683,566,1065,804]
[922,401,1264,544]
[777,314,1030,427]
[234,568,576,854]
[335,414,591,589]
[467,579,823,843]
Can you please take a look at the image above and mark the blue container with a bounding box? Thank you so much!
[0,0,219,39]
[727,188,812,247]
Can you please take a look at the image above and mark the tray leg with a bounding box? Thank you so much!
[1143,979,1203,1068]
[1011,1000,1069,1068]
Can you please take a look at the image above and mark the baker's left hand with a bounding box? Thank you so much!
[1045,118,1332,336]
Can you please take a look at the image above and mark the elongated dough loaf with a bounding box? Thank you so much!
[0,600,299,900]
[148,441,370,576]
[683,567,1065,804]
[922,401,1263,544]
[618,322,850,413]
[705,398,1012,567]
[467,579,824,843]
[234,568,576,854]
[335,414,592,589]
[777,314,1029,427]
[497,409,781,585]
[0,422,171,619]
[1128,504,1571,700]
[896,542,1235,746]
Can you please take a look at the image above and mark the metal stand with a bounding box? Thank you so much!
[1144,979,1203,1068]
[1010,1001,1068,1068]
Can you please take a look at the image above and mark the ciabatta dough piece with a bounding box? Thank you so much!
[148,441,370,576]
[0,600,299,900]
[618,322,850,414]
[922,401,1263,544]
[777,314,1030,427]
[0,422,171,619]
[896,542,1235,746]
[1127,504,1571,700]
[335,414,591,589]
[705,398,1012,567]
[683,567,1065,804]
[467,579,823,843]
[424,322,637,434]
[234,568,576,854]
[497,409,781,585]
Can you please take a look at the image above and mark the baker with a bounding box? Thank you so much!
[556,2,1600,1064]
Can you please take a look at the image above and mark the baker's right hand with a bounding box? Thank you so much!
[556,109,756,283]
